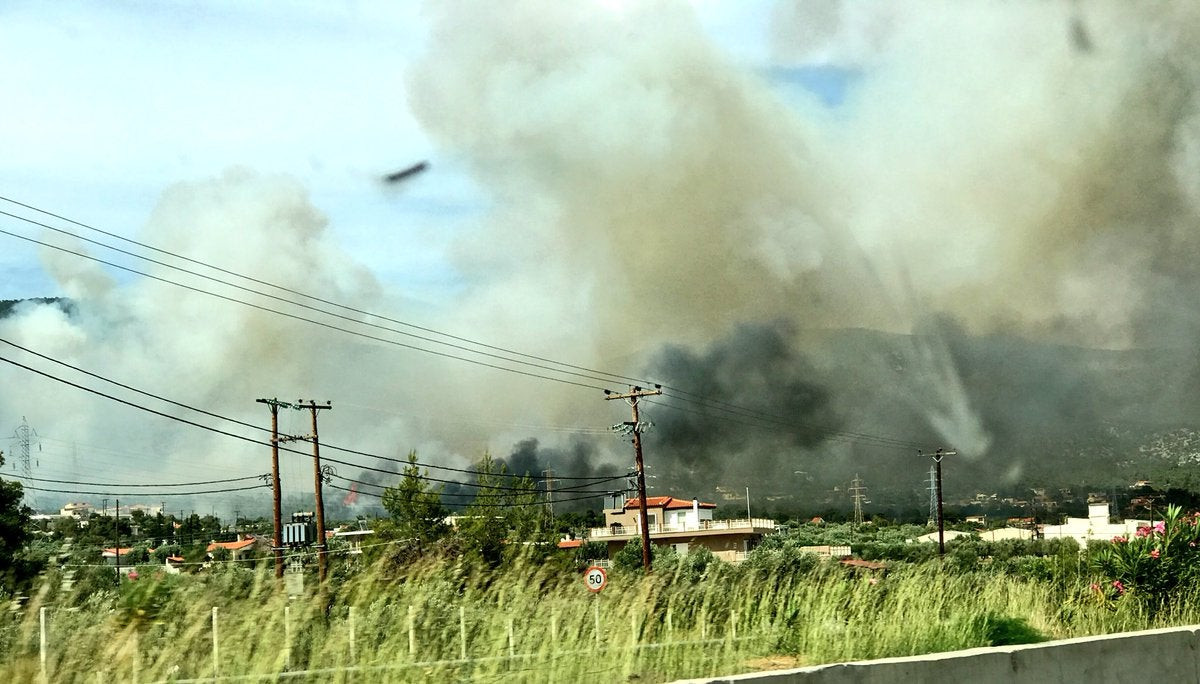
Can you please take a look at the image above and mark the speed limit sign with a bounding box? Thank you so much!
[584,565,607,593]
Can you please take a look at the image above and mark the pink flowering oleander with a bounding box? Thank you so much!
[1113,535,1128,543]
[1153,521,1166,534]
[1090,583,1101,593]
[1136,527,1151,538]
[1112,580,1126,594]
[1150,549,1161,559]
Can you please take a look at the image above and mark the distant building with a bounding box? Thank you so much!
[588,494,775,563]
[331,529,374,555]
[1040,502,1149,547]
[206,535,259,562]
[60,502,94,519]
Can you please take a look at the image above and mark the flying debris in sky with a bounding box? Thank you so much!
[382,161,429,184]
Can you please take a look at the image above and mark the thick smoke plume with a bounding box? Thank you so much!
[4,2,1200,515]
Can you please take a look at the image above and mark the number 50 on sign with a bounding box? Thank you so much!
[585,566,607,593]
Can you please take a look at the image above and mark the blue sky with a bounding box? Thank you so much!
[0,1,846,304]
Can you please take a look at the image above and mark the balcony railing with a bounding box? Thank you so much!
[587,518,776,539]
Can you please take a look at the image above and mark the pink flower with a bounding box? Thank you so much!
[1154,521,1166,534]
[1189,541,1195,548]
[1150,549,1161,559]
[1113,535,1128,543]
[1136,527,1151,538]
[1112,580,1126,595]
[1090,583,1101,593]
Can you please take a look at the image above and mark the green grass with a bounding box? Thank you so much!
[2,551,1198,683]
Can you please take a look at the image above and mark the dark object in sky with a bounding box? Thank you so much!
[1069,15,1093,53]
[383,161,429,183]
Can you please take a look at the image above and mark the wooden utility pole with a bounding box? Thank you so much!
[605,385,662,571]
[297,400,332,582]
[920,449,957,555]
[114,498,120,587]
[256,398,294,579]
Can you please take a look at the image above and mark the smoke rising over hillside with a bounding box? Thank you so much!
[3,2,1200,511]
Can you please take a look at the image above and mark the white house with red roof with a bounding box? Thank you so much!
[205,535,259,562]
[588,494,775,563]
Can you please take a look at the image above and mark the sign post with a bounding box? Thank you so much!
[585,565,607,646]
[584,565,607,593]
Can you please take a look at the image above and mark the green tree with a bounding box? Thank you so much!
[0,451,33,587]
[458,452,511,566]
[381,451,449,544]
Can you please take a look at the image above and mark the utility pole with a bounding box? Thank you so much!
[920,449,957,556]
[12,416,38,479]
[114,498,121,588]
[543,469,556,519]
[850,474,867,526]
[295,400,332,582]
[257,398,295,579]
[605,385,661,572]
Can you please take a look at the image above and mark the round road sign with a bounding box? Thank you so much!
[585,565,607,593]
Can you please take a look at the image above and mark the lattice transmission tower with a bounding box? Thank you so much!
[11,416,38,479]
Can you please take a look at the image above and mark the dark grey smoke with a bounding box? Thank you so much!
[640,321,837,498]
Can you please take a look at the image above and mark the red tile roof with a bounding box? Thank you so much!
[557,539,583,549]
[623,496,716,510]
[206,537,256,552]
[101,547,135,556]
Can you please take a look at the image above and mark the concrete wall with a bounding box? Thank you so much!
[676,625,1200,684]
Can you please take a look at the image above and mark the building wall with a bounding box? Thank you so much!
[604,533,755,560]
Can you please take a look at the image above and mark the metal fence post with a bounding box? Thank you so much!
[39,606,47,684]
[284,605,292,670]
[407,605,416,658]
[459,605,467,660]
[211,607,219,677]
[348,606,356,663]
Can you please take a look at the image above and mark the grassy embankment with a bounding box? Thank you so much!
[0,550,1195,683]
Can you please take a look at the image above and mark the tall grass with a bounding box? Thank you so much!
[3,552,1199,683]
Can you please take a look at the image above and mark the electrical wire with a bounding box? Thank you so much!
[10,473,267,487]
[18,483,268,496]
[0,350,628,496]
[0,337,618,481]
[325,482,606,508]
[0,199,935,452]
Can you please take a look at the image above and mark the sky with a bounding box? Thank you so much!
[0,0,817,305]
[3,1,1199,518]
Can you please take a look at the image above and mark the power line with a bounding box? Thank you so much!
[330,473,622,498]
[10,473,267,488]
[0,220,609,391]
[0,199,933,452]
[18,483,267,497]
[325,482,606,508]
[0,195,644,385]
[0,337,614,481]
[0,349,626,494]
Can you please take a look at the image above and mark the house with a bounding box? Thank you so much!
[587,494,776,563]
[331,528,374,555]
[1040,502,1150,548]
[978,526,1038,542]
[101,547,135,565]
[101,547,141,575]
[206,535,258,562]
[60,502,94,519]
